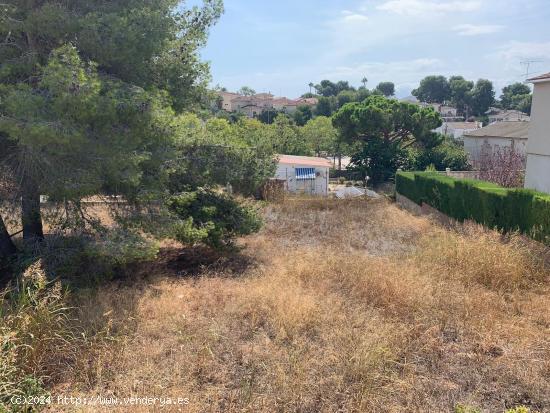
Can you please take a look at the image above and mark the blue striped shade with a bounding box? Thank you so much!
[295,167,316,180]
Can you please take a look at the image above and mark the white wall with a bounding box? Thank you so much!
[275,164,329,195]
[463,136,527,168]
[525,81,550,193]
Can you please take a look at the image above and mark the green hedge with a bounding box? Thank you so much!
[395,171,550,245]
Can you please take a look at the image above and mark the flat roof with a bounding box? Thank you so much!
[463,121,530,139]
[277,154,333,168]
[444,122,481,129]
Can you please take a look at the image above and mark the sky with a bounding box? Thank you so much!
[195,0,550,99]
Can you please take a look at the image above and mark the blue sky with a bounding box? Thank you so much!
[196,0,550,98]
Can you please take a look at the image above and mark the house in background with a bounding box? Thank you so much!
[525,72,550,193]
[436,121,483,139]
[486,108,530,123]
[218,91,240,111]
[272,97,299,114]
[429,103,459,120]
[217,91,317,119]
[463,121,529,169]
[275,155,332,196]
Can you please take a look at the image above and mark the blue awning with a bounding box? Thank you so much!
[295,167,316,180]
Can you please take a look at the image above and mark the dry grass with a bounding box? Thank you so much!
[41,198,550,412]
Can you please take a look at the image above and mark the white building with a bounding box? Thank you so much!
[275,155,332,196]
[463,121,529,169]
[436,121,483,139]
[487,109,530,123]
[525,72,550,194]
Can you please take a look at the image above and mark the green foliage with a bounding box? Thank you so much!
[1,44,177,203]
[449,75,474,115]
[169,115,277,196]
[500,83,532,114]
[350,138,408,184]
[395,172,421,204]
[293,105,313,126]
[505,407,531,413]
[332,95,442,183]
[469,79,495,116]
[336,90,358,108]
[269,114,312,156]
[167,189,262,249]
[302,116,338,156]
[374,82,395,97]
[315,96,336,116]
[238,86,256,96]
[395,172,550,245]
[0,261,70,410]
[412,75,495,116]
[332,95,442,146]
[454,404,481,413]
[314,80,355,97]
[412,75,451,103]
[407,138,471,171]
[0,0,223,241]
[14,230,159,285]
[258,108,284,124]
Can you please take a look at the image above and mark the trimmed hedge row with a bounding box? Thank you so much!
[396,171,550,245]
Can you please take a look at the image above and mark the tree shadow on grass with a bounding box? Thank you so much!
[138,244,258,279]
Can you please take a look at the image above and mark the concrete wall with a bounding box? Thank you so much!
[464,136,527,168]
[275,164,329,195]
[525,81,550,193]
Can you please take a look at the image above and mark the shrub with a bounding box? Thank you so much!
[0,261,71,410]
[395,171,550,245]
[408,139,471,172]
[15,229,159,286]
[167,189,262,249]
[350,138,409,184]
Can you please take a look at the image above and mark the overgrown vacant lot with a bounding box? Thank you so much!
[51,199,549,412]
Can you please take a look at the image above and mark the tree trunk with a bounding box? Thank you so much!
[0,214,16,260]
[21,177,44,242]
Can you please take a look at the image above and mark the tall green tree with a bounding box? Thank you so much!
[333,96,442,183]
[449,75,474,116]
[336,90,357,109]
[314,80,354,97]
[315,96,335,116]
[0,0,223,253]
[293,105,313,126]
[412,76,451,103]
[500,82,532,113]
[302,116,338,156]
[375,82,395,97]
[268,114,310,156]
[469,79,495,116]
[238,86,256,96]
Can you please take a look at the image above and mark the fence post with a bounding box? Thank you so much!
[446,168,451,176]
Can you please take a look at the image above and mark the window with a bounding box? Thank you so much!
[295,168,316,180]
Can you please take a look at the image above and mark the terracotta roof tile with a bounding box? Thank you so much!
[277,154,333,168]
[528,72,550,82]
[463,121,530,139]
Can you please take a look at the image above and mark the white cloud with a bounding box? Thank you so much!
[377,0,481,16]
[491,41,550,62]
[453,24,504,36]
[341,11,369,22]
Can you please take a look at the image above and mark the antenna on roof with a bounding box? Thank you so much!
[520,59,545,78]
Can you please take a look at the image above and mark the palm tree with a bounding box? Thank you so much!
[308,82,314,94]
[361,77,368,88]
